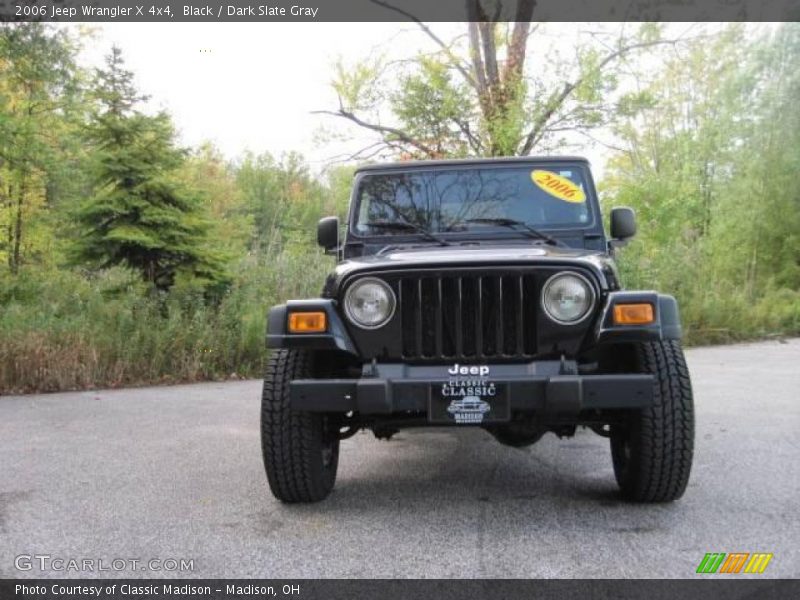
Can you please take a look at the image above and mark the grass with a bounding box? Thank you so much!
[0,248,333,394]
[619,244,800,346]
[1,246,798,394]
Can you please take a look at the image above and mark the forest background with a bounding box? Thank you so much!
[1,21,797,392]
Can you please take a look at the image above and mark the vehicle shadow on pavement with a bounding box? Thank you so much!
[275,429,687,517]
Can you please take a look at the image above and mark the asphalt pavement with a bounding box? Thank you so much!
[1,339,798,578]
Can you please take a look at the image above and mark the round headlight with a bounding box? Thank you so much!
[541,272,595,324]
[344,277,396,329]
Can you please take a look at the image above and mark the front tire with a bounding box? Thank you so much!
[261,349,339,503]
[611,340,694,502]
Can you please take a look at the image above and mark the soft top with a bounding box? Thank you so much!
[354,156,590,173]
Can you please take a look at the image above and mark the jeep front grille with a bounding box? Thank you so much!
[397,272,539,360]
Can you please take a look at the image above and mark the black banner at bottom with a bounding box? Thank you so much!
[1,579,799,600]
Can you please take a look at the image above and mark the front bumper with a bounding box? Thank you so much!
[289,361,653,416]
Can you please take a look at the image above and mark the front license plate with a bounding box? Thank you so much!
[429,382,509,424]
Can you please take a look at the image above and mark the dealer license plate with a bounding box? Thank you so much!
[428,382,509,424]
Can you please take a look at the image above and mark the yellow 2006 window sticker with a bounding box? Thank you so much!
[531,170,586,203]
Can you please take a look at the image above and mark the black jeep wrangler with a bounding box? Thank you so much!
[262,157,694,503]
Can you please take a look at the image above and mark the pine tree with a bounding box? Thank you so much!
[73,47,227,293]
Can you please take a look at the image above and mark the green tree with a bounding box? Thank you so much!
[177,142,251,256]
[322,11,677,158]
[235,151,325,252]
[73,47,227,293]
[603,24,800,341]
[710,24,800,293]
[0,23,82,273]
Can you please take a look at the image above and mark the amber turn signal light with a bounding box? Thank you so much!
[288,311,327,333]
[613,303,654,325]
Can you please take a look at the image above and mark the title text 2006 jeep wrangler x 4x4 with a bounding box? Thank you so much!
[262,157,694,503]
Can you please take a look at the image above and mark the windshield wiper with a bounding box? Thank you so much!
[459,218,562,246]
[363,220,451,247]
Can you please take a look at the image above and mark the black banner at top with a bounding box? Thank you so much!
[1,0,799,22]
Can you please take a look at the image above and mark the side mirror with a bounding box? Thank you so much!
[317,216,339,251]
[610,207,637,241]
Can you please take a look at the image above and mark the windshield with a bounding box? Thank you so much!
[353,165,593,236]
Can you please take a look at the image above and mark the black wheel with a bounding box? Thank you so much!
[261,349,339,503]
[611,340,694,502]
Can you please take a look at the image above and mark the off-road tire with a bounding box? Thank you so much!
[261,349,339,503]
[611,340,694,502]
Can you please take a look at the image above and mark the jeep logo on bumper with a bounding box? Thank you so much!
[448,364,490,377]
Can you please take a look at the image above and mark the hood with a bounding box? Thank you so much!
[324,243,618,295]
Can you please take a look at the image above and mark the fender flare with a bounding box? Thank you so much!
[266,299,359,356]
[595,291,682,344]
